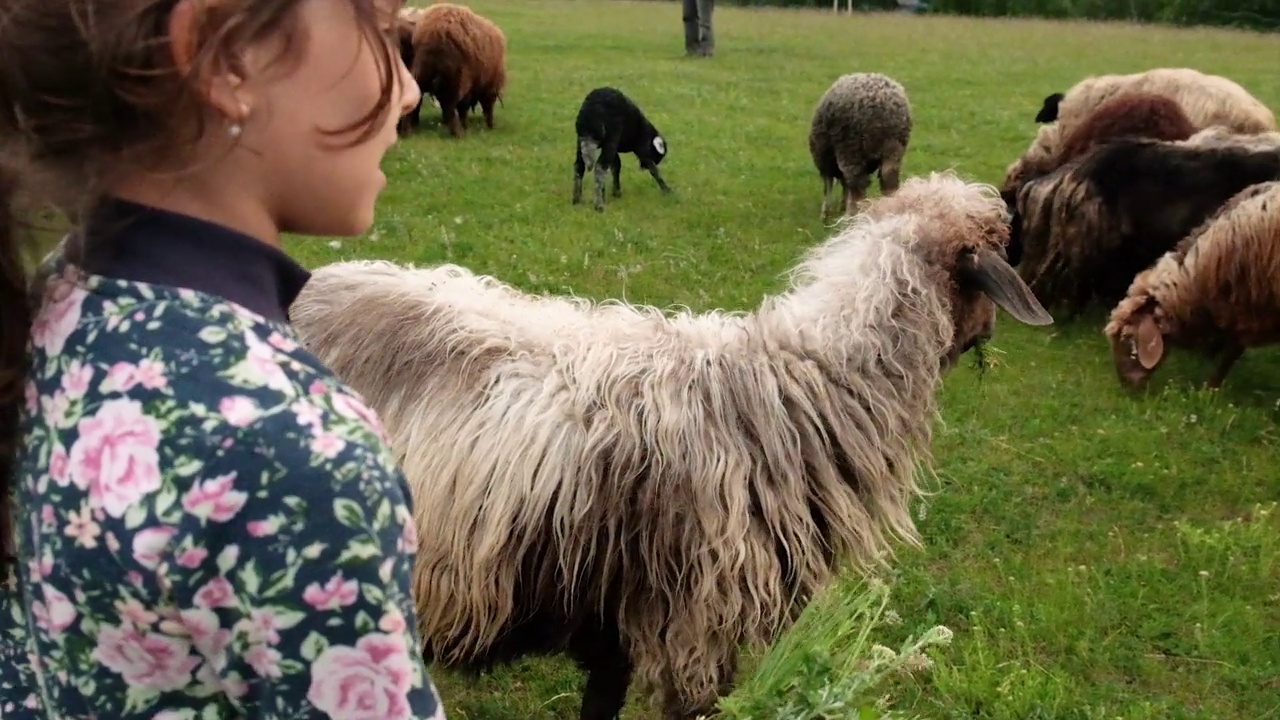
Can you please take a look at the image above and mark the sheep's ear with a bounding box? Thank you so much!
[961,248,1054,326]
[1134,315,1164,369]
[1034,93,1063,123]
[652,136,666,155]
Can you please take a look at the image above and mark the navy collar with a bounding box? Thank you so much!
[71,198,311,324]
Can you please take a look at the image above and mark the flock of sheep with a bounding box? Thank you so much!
[287,5,1280,720]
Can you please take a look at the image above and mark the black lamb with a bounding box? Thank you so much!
[572,86,672,211]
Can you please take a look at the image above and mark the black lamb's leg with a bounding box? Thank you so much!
[611,158,622,198]
[573,139,587,205]
[644,162,672,194]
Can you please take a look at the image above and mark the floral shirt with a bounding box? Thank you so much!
[0,200,445,719]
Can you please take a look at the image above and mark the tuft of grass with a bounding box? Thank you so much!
[712,573,954,720]
[283,1,1280,718]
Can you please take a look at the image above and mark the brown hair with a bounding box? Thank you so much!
[0,0,405,563]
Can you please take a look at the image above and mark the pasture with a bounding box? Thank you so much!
[287,1,1280,717]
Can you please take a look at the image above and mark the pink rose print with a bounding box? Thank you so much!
[61,359,94,399]
[331,391,390,441]
[29,280,85,356]
[267,331,299,353]
[307,633,416,720]
[68,398,163,518]
[179,608,232,667]
[176,546,208,569]
[310,431,346,459]
[246,643,284,679]
[378,607,407,634]
[219,395,261,428]
[131,526,178,570]
[302,572,360,611]
[182,473,248,523]
[246,517,281,537]
[92,623,200,692]
[31,584,77,636]
[291,399,324,430]
[192,577,237,610]
[48,444,70,487]
[24,379,37,413]
[115,597,159,628]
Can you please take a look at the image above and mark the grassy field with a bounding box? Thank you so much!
[284,1,1280,717]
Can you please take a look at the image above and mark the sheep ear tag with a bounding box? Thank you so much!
[652,136,666,156]
[1135,316,1164,369]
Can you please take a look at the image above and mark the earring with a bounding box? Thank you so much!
[228,123,242,138]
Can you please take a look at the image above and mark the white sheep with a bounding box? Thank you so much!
[288,171,1052,720]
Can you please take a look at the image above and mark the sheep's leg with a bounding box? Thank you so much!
[659,654,738,720]
[611,158,622,198]
[644,163,672,195]
[573,140,589,205]
[820,175,835,221]
[1207,342,1244,389]
[841,173,871,216]
[878,141,906,196]
[481,94,497,129]
[576,646,632,720]
[594,143,617,211]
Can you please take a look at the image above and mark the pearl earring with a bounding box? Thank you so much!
[228,123,242,138]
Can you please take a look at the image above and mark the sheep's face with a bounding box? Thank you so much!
[939,218,1053,368]
[1108,310,1166,389]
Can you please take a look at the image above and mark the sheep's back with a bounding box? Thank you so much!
[809,74,912,166]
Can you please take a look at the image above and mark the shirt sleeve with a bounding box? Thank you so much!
[155,392,446,720]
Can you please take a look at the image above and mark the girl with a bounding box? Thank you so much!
[0,1,446,718]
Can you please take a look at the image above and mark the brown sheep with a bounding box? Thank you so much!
[1105,181,1280,390]
[1054,92,1197,167]
[402,3,507,138]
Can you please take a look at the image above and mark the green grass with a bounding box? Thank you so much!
[283,1,1280,717]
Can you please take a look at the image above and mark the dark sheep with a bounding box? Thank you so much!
[572,87,671,211]
[1011,136,1280,318]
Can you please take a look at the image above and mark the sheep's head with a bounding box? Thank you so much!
[1105,297,1167,389]
[645,131,667,166]
[867,172,1054,367]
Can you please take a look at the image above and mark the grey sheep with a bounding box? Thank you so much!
[809,72,913,221]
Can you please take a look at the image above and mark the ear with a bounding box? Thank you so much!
[168,0,252,124]
[1134,315,1164,369]
[1034,92,1063,123]
[960,248,1054,326]
[652,135,666,155]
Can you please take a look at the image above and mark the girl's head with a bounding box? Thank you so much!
[0,0,420,559]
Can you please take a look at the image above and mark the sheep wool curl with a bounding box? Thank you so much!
[808,72,912,221]
[1105,181,1280,390]
[1010,136,1280,318]
[288,171,1052,720]
[1035,67,1277,135]
[404,2,507,138]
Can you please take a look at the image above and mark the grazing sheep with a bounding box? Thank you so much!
[1105,181,1280,390]
[808,72,912,221]
[572,86,671,211]
[288,171,1053,720]
[403,2,507,137]
[1001,92,1198,220]
[1010,136,1280,317]
[1034,67,1276,134]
